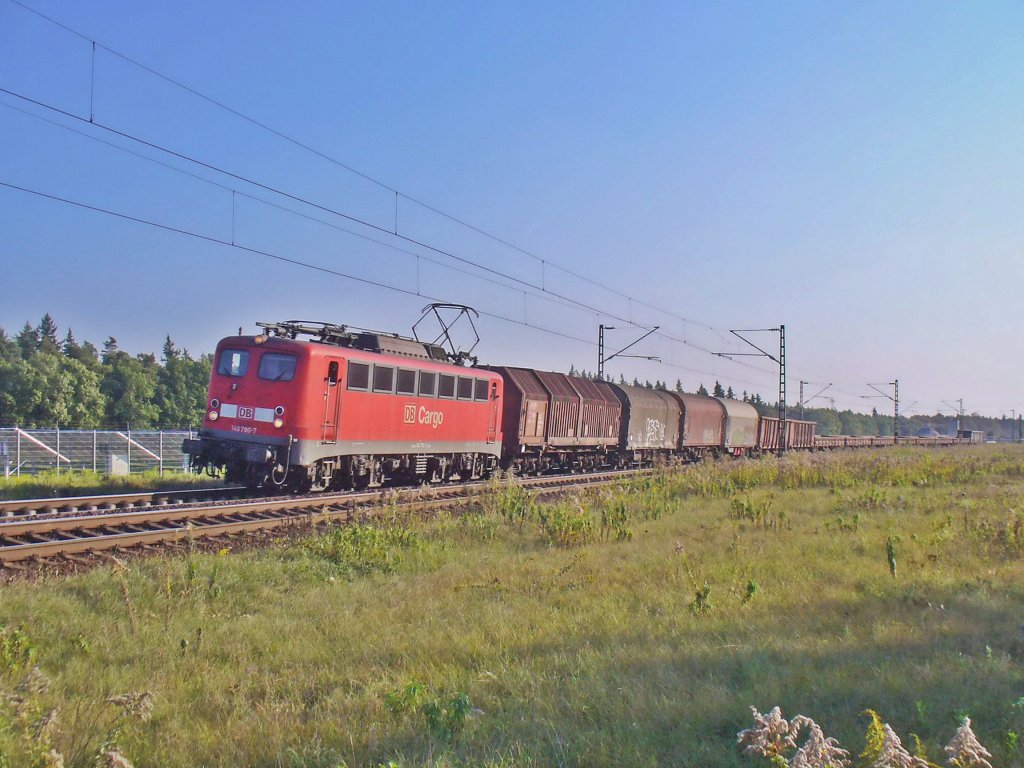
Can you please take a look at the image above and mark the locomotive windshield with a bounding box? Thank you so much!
[258,353,297,382]
[217,349,250,377]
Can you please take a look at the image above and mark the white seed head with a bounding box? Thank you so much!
[106,691,155,722]
[102,750,135,768]
[944,717,993,768]
[738,706,797,757]
[872,723,930,768]
[789,716,851,768]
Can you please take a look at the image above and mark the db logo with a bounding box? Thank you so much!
[237,406,256,420]
[403,405,417,424]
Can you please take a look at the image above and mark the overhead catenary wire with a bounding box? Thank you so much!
[6,0,730,339]
[0,81,778,387]
[6,0,765,359]
[2,82,758,362]
[0,180,589,346]
[0,96,775,389]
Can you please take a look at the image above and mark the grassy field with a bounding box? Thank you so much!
[3,446,1024,767]
[0,470,222,501]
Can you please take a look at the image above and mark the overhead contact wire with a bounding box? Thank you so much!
[8,0,744,339]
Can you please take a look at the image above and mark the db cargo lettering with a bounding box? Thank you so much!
[418,407,444,428]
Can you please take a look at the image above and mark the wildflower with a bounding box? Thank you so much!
[945,717,993,768]
[15,665,50,695]
[43,751,65,768]
[0,691,26,709]
[873,724,929,768]
[102,749,134,768]
[34,707,59,740]
[107,691,155,722]
[790,716,850,768]
[738,706,797,757]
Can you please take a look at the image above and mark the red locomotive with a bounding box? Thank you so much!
[183,322,502,491]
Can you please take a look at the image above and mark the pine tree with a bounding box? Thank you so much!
[726,386,735,399]
[62,329,79,357]
[102,337,120,362]
[37,313,59,349]
[162,335,179,362]
[0,328,16,362]
[674,379,683,393]
[697,382,708,396]
[15,322,39,359]
[713,381,725,397]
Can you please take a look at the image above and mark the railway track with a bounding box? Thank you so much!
[0,486,248,518]
[0,470,644,569]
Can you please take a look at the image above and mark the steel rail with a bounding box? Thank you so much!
[0,470,647,564]
[0,486,247,518]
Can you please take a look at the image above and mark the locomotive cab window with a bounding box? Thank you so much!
[217,349,250,377]
[258,353,297,382]
[347,362,369,390]
[438,374,456,399]
[327,361,339,386]
[396,368,416,395]
[474,379,489,401]
[418,372,436,397]
[373,365,395,393]
[457,377,474,400]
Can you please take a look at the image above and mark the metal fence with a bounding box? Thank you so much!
[0,428,196,477]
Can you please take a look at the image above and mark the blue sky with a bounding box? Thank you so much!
[2,1,1022,416]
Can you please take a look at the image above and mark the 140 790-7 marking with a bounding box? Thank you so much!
[404,404,444,428]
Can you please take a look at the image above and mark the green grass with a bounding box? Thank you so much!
[4,446,1024,767]
[0,469,222,500]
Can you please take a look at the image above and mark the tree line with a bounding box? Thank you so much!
[0,314,210,429]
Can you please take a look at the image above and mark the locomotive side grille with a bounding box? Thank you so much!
[415,454,429,474]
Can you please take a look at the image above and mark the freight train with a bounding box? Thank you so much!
[182,321,966,491]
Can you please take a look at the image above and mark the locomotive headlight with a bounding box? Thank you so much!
[273,417,284,429]
[254,334,268,344]
[209,410,219,421]
[274,405,285,416]
[210,398,220,409]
